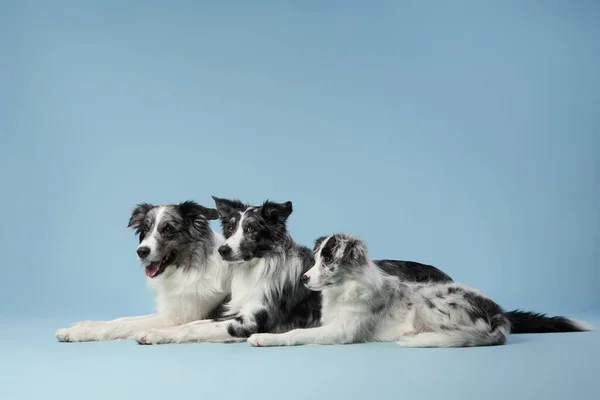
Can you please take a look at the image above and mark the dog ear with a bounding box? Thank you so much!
[340,236,368,266]
[313,236,329,252]
[128,203,155,231]
[179,201,218,239]
[211,196,245,219]
[179,201,219,221]
[261,200,293,224]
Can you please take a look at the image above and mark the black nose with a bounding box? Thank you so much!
[301,274,310,284]
[137,246,150,259]
[218,245,231,257]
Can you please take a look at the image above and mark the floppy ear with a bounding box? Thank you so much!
[179,201,218,239]
[179,201,219,221]
[340,236,368,266]
[211,196,245,219]
[313,236,329,252]
[261,200,293,224]
[128,203,155,231]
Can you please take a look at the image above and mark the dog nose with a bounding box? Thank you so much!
[137,246,150,259]
[301,274,310,284]
[218,245,231,257]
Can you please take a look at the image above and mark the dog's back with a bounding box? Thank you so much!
[374,259,453,283]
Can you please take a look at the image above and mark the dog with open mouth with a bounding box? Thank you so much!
[133,197,453,345]
[55,201,234,342]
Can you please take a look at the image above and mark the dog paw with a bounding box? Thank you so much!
[248,333,279,347]
[55,327,95,342]
[136,330,173,345]
[55,328,72,342]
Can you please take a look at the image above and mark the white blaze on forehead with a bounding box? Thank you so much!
[138,206,166,260]
[224,210,248,253]
[306,263,321,281]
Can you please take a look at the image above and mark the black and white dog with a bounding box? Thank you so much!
[57,196,593,344]
[249,234,594,347]
[134,197,593,345]
[135,197,322,344]
[55,201,232,342]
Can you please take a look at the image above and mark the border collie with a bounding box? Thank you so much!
[248,234,594,347]
[134,197,593,345]
[135,197,320,344]
[55,201,233,342]
[135,198,458,345]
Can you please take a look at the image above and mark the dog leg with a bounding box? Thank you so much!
[248,326,348,347]
[136,318,238,344]
[55,314,173,342]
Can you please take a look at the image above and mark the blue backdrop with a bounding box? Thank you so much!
[1,0,599,320]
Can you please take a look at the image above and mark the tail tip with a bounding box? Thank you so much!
[569,319,596,332]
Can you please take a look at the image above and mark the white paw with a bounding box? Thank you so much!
[248,333,280,347]
[55,327,95,342]
[136,330,175,345]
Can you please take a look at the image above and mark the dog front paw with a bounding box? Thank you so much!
[55,327,95,342]
[248,333,282,347]
[136,330,174,345]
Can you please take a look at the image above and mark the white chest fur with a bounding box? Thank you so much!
[148,253,231,324]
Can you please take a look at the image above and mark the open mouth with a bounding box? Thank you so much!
[144,250,177,278]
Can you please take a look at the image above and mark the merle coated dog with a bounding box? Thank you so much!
[133,197,589,345]
[248,234,593,347]
[55,201,233,342]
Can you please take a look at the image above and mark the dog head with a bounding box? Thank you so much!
[212,196,293,263]
[127,201,219,278]
[301,233,369,291]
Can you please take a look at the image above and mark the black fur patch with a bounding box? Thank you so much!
[505,310,587,334]
[313,236,329,252]
[371,303,386,313]
[463,292,505,330]
[127,203,155,237]
[447,287,464,295]
[178,201,219,240]
[374,260,453,284]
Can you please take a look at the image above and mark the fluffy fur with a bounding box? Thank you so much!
[134,198,457,345]
[248,234,594,347]
[134,197,322,344]
[247,234,493,347]
[55,201,233,342]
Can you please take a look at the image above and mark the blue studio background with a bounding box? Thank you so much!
[1,1,599,400]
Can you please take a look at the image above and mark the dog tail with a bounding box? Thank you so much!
[396,315,511,348]
[505,310,595,334]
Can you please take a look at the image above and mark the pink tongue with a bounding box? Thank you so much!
[145,262,160,278]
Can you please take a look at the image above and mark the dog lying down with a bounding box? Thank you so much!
[248,233,594,348]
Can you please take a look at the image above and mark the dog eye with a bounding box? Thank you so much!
[228,226,235,233]
[163,226,173,234]
[322,256,332,264]
[246,226,255,233]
